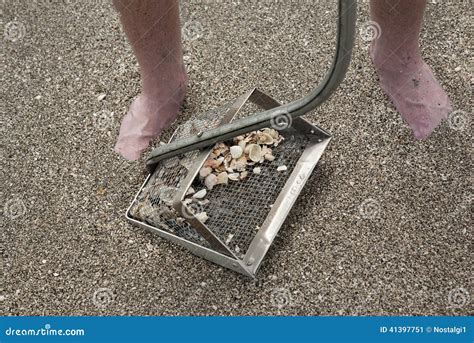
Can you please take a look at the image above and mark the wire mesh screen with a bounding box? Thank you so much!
[128,100,237,249]
[187,128,309,257]
[128,150,209,247]
[129,94,311,259]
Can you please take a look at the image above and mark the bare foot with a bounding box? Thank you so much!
[114,75,186,161]
[370,42,452,139]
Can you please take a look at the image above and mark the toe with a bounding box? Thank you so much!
[114,143,142,161]
[114,134,150,161]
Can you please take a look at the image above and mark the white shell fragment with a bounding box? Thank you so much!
[228,173,240,181]
[204,173,218,190]
[264,128,279,139]
[216,172,228,184]
[257,132,274,145]
[189,128,286,224]
[230,145,243,159]
[199,166,212,178]
[265,154,275,161]
[195,212,208,223]
[248,144,262,162]
[235,156,247,171]
[193,189,207,199]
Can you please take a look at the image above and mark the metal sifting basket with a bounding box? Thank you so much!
[126,0,357,277]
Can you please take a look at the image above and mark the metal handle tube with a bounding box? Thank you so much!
[147,0,357,171]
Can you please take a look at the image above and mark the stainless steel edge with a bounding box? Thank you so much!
[125,174,152,218]
[125,215,253,277]
[125,170,252,276]
[243,124,332,275]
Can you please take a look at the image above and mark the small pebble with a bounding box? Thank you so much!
[97,93,106,101]
[195,212,208,223]
[225,234,234,244]
[193,189,207,199]
[277,165,287,172]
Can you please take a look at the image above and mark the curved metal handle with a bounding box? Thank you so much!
[147,0,357,171]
